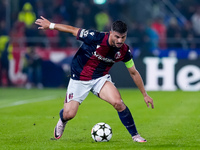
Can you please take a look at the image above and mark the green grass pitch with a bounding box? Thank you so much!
[0,88,200,150]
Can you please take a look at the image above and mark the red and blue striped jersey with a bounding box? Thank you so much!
[71,28,132,81]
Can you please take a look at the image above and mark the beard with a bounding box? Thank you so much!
[115,42,123,48]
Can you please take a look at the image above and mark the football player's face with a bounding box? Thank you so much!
[109,31,127,48]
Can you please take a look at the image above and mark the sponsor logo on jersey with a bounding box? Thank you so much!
[93,51,115,63]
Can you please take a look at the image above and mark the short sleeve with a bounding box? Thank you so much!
[123,49,133,63]
[76,29,98,45]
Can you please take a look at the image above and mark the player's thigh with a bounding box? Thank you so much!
[99,81,125,109]
[63,100,80,119]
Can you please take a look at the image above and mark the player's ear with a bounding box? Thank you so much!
[109,31,114,37]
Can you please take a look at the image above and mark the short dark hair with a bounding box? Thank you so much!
[111,20,127,33]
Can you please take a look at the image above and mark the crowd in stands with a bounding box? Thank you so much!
[0,0,200,87]
[0,0,200,50]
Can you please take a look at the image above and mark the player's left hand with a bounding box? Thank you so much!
[144,95,154,109]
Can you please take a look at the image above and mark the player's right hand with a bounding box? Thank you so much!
[35,16,51,30]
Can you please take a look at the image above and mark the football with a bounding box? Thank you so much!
[91,122,112,142]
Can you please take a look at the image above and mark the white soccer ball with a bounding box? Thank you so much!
[91,122,112,142]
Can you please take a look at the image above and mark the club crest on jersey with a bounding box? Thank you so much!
[115,51,121,59]
[68,93,73,99]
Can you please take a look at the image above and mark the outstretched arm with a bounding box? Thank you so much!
[127,64,154,109]
[35,16,79,37]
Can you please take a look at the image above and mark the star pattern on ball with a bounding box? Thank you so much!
[92,129,98,137]
[99,123,110,141]
[99,124,106,129]
[100,132,109,141]
[91,123,112,142]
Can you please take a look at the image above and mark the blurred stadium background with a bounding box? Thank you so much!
[0,0,199,91]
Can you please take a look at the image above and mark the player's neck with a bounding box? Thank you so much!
[108,35,114,47]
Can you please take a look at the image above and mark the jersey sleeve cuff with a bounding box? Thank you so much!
[76,28,82,40]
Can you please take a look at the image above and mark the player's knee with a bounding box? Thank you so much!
[113,99,125,111]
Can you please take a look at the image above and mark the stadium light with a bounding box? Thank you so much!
[93,0,107,5]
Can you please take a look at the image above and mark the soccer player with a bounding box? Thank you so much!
[35,16,154,142]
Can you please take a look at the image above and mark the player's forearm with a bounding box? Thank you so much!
[131,71,147,97]
[54,24,79,36]
[35,16,80,36]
